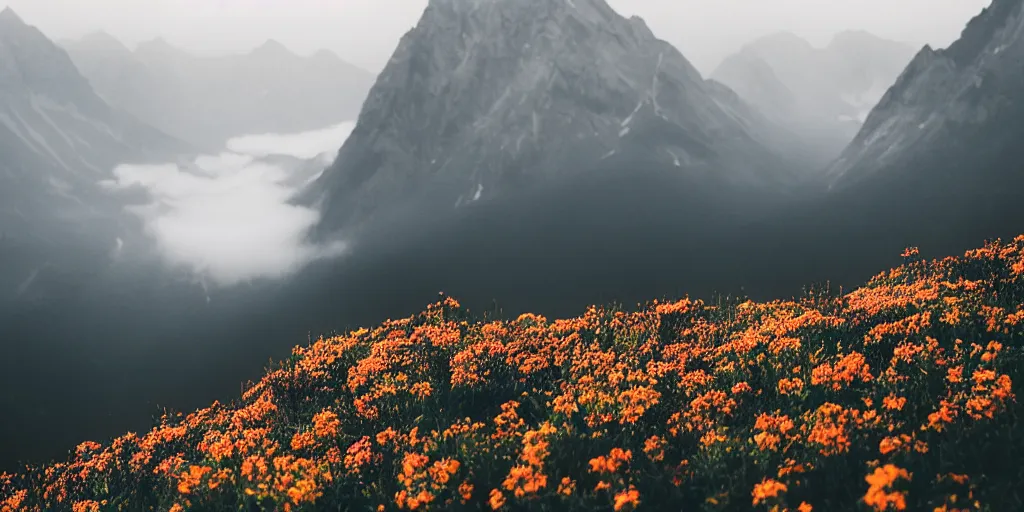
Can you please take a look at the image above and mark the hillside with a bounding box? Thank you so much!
[3,236,1024,511]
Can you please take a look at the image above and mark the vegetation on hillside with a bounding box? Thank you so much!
[3,237,1024,511]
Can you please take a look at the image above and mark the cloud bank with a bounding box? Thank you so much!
[105,122,354,287]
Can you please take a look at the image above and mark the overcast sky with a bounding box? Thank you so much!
[1,0,991,75]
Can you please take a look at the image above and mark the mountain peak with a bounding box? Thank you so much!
[134,37,181,56]
[942,0,1022,67]
[745,31,814,52]
[80,30,121,44]
[421,0,630,33]
[251,39,293,58]
[0,6,23,24]
[311,0,785,233]
[0,7,99,106]
[829,29,879,42]
[75,31,132,54]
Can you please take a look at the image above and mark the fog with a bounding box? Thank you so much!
[224,122,353,161]
[1,0,990,75]
[105,122,353,287]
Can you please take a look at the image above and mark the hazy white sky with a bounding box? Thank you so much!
[1,0,991,75]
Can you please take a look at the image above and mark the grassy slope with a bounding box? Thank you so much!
[3,237,1024,512]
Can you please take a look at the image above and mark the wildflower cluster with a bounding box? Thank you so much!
[4,237,1024,511]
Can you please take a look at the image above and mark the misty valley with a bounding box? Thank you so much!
[2,0,1024,510]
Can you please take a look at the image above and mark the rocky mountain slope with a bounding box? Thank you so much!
[827,0,1024,191]
[0,7,185,239]
[310,0,804,235]
[712,31,917,161]
[63,34,376,149]
[0,7,187,302]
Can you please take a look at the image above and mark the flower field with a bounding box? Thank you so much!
[3,237,1024,511]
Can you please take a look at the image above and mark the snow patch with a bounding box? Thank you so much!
[32,97,79,154]
[16,268,40,298]
[666,149,681,167]
[651,52,664,114]
[12,107,74,172]
[0,111,43,157]
[621,101,643,127]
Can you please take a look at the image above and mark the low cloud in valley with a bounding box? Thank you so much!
[104,122,354,287]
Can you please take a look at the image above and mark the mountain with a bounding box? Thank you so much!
[828,0,1024,189]
[63,34,376,149]
[818,0,1024,248]
[58,32,166,125]
[0,9,185,235]
[711,30,917,161]
[0,8,187,302]
[310,0,804,235]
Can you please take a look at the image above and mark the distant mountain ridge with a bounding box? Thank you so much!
[711,30,917,162]
[310,0,807,235]
[63,33,375,149]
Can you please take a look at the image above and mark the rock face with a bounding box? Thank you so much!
[780,0,1024,261]
[311,0,798,234]
[711,31,917,162]
[0,7,185,240]
[827,0,1024,190]
[63,34,376,149]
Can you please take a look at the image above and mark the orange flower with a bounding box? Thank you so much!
[806,403,853,456]
[613,485,641,511]
[589,448,632,474]
[71,501,101,512]
[752,478,788,505]
[458,481,474,502]
[617,386,661,424]
[502,465,547,498]
[864,464,911,511]
[643,436,667,462]
[927,400,959,432]
[882,395,907,411]
[778,377,804,396]
[753,412,795,452]
[312,409,340,439]
[410,381,433,400]
[344,437,375,475]
[177,465,212,495]
[290,430,316,451]
[489,489,506,510]
[811,352,873,391]
[376,428,398,447]
[557,477,576,496]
